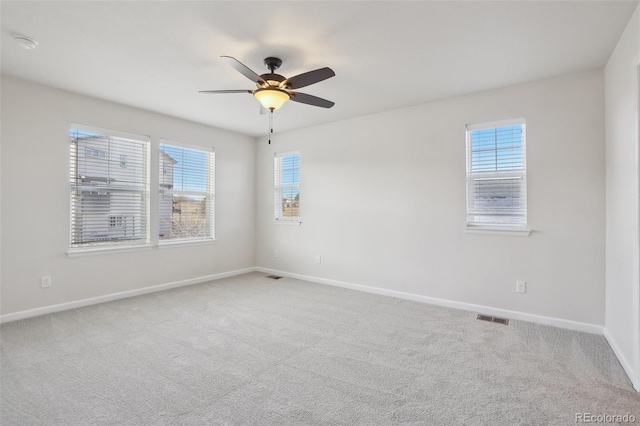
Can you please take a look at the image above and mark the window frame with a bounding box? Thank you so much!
[68,123,151,254]
[274,151,301,224]
[157,139,216,245]
[465,118,530,236]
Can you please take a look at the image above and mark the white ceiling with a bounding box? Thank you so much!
[1,1,637,137]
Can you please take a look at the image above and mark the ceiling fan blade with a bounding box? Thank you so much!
[221,56,266,85]
[282,67,335,90]
[199,90,253,94]
[289,92,335,108]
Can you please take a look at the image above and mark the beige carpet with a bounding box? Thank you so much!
[1,272,639,425]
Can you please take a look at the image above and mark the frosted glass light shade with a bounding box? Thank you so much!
[254,88,290,110]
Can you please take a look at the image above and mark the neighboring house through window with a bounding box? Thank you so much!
[466,118,527,228]
[158,141,215,242]
[69,125,150,249]
[85,149,107,159]
[274,151,300,221]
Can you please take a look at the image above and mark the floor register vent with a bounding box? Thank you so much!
[477,314,509,325]
[265,275,282,280]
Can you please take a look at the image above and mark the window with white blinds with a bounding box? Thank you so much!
[466,118,527,228]
[159,142,215,242]
[274,152,300,221]
[69,125,150,248]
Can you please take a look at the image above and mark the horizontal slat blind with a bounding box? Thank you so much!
[466,120,526,227]
[69,127,150,247]
[274,152,300,221]
[159,142,215,241]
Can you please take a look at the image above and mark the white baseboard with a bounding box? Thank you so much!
[256,267,604,335]
[0,267,257,324]
[604,328,639,391]
[3,265,605,335]
[5,266,632,389]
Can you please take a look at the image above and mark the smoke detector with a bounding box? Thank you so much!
[13,35,38,50]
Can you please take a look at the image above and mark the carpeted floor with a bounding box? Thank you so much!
[1,272,639,425]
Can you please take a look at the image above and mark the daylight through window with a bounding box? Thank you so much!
[466,118,527,228]
[274,152,300,221]
[69,126,150,248]
[159,142,215,242]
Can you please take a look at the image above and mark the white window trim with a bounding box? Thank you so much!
[465,118,530,235]
[464,226,531,237]
[69,123,151,251]
[67,238,218,256]
[67,244,152,257]
[157,139,216,245]
[156,238,217,249]
[466,117,525,131]
[272,220,302,226]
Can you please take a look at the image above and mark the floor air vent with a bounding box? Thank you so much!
[477,314,509,325]
[265,275,282,280]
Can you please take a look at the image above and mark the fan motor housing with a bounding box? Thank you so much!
[259,73,286,87]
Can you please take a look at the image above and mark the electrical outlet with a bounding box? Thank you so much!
[274,250,279,258]
[516,280,526,294]
[315,255,321,264]
[41,276,52,288]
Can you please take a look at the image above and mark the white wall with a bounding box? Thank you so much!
[256,70,605,327]
[0,76,256,315]
[604,3,640,390]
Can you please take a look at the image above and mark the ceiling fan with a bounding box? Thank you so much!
[200,56,335,112]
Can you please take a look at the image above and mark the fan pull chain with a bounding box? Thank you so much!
[268,109,274,144]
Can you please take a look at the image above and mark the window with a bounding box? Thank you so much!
[466,118,527,228]
[85,148,107,159]
[274,152,300,221]
[69,125,150,249]
[159,141,215,242]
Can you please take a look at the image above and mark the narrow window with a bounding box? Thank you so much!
[158,141,215,242]
[274,152,300,221]
[466,118,527,228]
[69,125,150,249]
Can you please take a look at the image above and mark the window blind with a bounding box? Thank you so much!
[274,152,300,221]
[69,126,150,248]
[159,142,215,241]
[466,119,527,227]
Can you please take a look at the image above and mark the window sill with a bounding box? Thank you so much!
[273,220,302,226]
[67,244,152,257]
[465,226,531,237]
[157,238,217,249]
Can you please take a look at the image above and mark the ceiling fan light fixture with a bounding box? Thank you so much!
[254,88,290,111]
